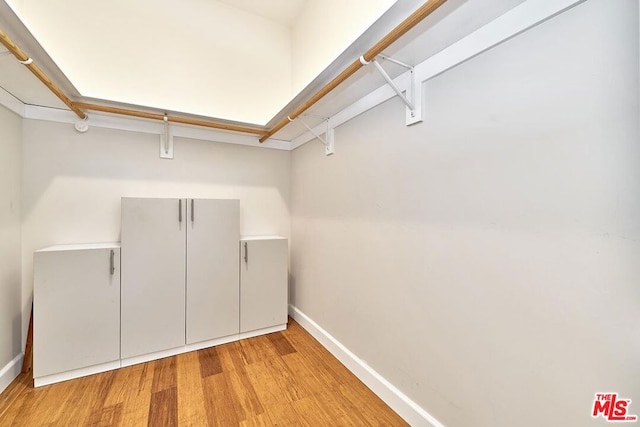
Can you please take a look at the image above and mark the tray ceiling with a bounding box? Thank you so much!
[217,0,308,27]
[0,0,528,142]
[1,0,396,125]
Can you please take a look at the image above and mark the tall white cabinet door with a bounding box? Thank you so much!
[121,198,186,359]
[186,199,240,344]
[34,244,120,378]
[240,237,288,333]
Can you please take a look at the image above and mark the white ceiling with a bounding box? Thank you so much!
[217,0,308,27]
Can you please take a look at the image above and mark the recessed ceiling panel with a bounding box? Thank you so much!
[7,0,293,124]
[217,0,308,27]
[4,0,398,125]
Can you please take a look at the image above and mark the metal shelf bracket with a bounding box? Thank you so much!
[289,114,335,156]
[160,114,174,159]
[361,54,422,126]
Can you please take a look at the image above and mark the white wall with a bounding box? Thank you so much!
[9,0,292,124]
[291,0,396,94]
[21,120,291,340]
[290,0,640,426]
[0,103,23,389]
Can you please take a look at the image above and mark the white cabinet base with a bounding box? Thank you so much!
[33,321,287,387]
[119,324,287,368]
[120,324,287,368]
[34,360,121,388]
[34,323,286,387]
[238,323,287,341]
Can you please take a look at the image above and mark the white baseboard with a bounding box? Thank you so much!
[289,305,444,427]
[0,353,24,394]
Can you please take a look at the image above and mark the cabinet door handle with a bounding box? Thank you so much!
[244,242,248,264]
[191,199,194,223]
[110,250,115,275]
[179,199,182,223]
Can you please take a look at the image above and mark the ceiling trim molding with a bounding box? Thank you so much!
[290,0,588,150]
[0,85,24,116]
[21,104,292,151]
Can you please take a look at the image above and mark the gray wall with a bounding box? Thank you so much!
[290,0,640,426]
[21,120,291,341]
[0,103,23,381]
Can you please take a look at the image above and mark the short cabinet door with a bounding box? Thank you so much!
[240,237,288,333]
[34,245,120,378]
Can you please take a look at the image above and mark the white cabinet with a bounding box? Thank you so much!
[32,201,286,386]
[186,199,240,344]
[34,243,120,383]
[121,198,186,359]
[240,236,288,333]
[121,197,240,359]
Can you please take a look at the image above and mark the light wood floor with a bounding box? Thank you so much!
[0,318,407,426]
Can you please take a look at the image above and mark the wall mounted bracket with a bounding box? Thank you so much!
[289,114,335,156]
[360,54,422,126]
[160,114,174,159]
[74,114,89,133]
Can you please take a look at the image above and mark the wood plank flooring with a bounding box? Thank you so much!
[0,318,407,426]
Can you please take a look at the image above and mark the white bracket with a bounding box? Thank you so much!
[290,115,335,156]
[160,115,174,159]
[74,114,89,133]
[361,54,422,125]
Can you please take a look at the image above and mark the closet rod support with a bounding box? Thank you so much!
[160,114,174,159]
[378,54,413,70]
[292,115,335,156]
[371,59,414,111]
[363,54,422,126]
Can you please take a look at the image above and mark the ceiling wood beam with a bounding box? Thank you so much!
[259,0,448,143]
